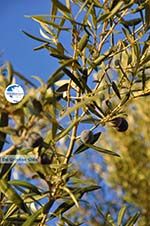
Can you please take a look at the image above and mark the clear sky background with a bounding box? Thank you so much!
[0,0,55,82]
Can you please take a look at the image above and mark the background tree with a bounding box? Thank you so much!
[99,95,150,226]
[0,0,150,225]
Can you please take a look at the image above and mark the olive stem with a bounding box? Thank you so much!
[64,90,80,165]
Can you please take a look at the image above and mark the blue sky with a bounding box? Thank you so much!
[0,0,56,81]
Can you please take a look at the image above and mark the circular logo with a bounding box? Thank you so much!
[5,84,24,104]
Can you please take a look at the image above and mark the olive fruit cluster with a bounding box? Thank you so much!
[111,117,128,132]
[80,130,94,144]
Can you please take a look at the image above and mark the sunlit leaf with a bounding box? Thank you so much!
[85,144,120,157]
[117,206,127,225]
[104,1,123,21]
[106,213,115,226]
[22,206,43,226]
[61,93,100,119]
[31,16,70,30]
[8,180,41,194]
[51,0,71,14]
[78,33,89,52]
[0,179,30,214]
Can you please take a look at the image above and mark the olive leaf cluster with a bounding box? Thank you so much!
[0,0,150,225]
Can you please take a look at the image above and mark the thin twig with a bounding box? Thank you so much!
[98,9,128,53]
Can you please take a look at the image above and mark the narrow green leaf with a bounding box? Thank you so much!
[22,200,54,226]
[88,104,104,118]
[141,54,150,65]
[51,0,71,14]
[33,43,49,51]
[32,16,70,30]
[63,68,83,90]
[97,12,110,23]
[51,2,57,22]
[50,185,101,220]
[65,0,71,10]
[49,201,74,220]
[121,18,141,27]
[45,45,69,60]
[117,206,127,226]
[61,93,100,119]
[76,185,101,194]
[8,180,41,194]
[93,47,114,66]
[83,2,95,27]
[56,83,69,92]
[125,212,140,226]
[22,30,48,43]
[120,92,130,106]
[0,179,30,214]
[91,5,97,28]
[14,70,37,88]
[22,207,43,226]
[74,132,101,155]
[57,18,66,37]
[85,144,120,157]
[78,33,89,52]
[47,59,77,87]
[3,203,18,220]
[104,1,123,21]
[112,81,121,99]
[62,186,79,208]
[93,0,102,8]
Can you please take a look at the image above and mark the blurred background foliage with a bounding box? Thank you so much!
[0,0,150,225]
[101,96,150,225]
[64,96,150,226]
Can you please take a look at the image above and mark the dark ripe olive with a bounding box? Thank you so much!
[40,153,52,165]
[28,132,43,148]
[114,59,120,66]
[112,117,128,132]
[117,119,128,132]
[80,130,94,143]
[32,99,43,115]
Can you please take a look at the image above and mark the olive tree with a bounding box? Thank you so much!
[0,0,150,225]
